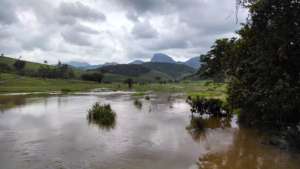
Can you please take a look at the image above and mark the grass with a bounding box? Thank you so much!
[0,73,227,102]
[0,73,108,93]
[87,103,116,127]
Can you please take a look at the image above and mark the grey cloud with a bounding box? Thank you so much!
[61,30,92,47]
[59,2,106,22]
[73,24,99,34]
[0,0,18,25]
[143,36,188,51]
[132,21,158,39]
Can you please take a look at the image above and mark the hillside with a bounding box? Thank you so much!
[142,62,196,79]
[0,55,53,72]
[184,57,201,69]
[95,64,172,82]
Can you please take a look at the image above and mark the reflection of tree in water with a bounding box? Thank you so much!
[87,115,116,130]
[197,128,300,169]
[147,94,175,113]
[186,115,232,141]
[0,95,27,112]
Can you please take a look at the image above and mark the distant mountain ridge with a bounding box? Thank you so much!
[68,53,201,70]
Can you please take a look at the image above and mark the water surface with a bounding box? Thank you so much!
[0,92,299,169]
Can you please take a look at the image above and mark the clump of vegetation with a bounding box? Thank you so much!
[61,88,71,93]
[87,103,116,127]
[81,72,103,83]
[37,62,75,79]
[133,99,142,109]
[145,95,150,100]
[133,92,145,97]
[186,96,228,116]
[124,78,134,89]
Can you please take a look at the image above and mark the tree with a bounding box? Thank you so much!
[199,0,300,128]
[81,73,103,83]
[198,38,237,81]
[124,78,134,89]
[228,0,300,127]
[13,58,26,73]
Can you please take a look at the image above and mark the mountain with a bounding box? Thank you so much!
[184,57,201,69]
[66,61,118,70]
[150,53,176,63]
[66,61,90,68]
[129,60,144,64]
[103,62,118,66]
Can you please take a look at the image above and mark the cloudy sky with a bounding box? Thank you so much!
[0,0,248,64]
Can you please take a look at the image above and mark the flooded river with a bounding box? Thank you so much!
[0,92,299,169]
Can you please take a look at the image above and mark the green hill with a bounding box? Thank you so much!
[0,55,52,72]
[93,62,196,82]
[0,55,83,77]
[95,64,172,82]
[142,62,196,79]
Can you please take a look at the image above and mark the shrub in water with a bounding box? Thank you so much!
[87,103,116,127]
[133,99,142,109]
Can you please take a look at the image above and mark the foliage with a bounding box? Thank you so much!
[0,63,11,73]
[124,78,134,89]
[37,64,75,79]
[87,103,116,127]
[200,0,300,128]
[13,59,26,73]
[198,38,237,81]
[81,72,103,83]
[229,0,300,127]
[133,99,142,109]
[186,96,228,116]
[99,64,151,76]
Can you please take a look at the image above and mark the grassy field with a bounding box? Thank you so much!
[0,73,227,101]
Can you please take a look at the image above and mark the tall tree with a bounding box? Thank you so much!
[229,0,300,127]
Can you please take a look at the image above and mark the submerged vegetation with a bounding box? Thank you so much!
[87,103,116,128]
[186,96,229,117]
[133,99,143,109]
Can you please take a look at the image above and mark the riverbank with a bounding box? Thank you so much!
[0,73,227,100]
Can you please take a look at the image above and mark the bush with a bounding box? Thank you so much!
[87,103,116,127]
[81,73,103,83]
[0,63,11,73]
[133,99,142,109]
[186,96,227,116]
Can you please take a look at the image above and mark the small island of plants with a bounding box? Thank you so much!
[87,103,116,127]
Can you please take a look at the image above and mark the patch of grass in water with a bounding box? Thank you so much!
[61,88,71,93]
[87,103,116,128]
[133,92,146,97]
[133,99,142,109]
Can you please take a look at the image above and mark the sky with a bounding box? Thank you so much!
[0,0,248,65]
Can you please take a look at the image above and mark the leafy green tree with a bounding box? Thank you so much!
[228,0,300,127]
[13,58,26,74]
[124,78,134,89]
[81,73,103,83]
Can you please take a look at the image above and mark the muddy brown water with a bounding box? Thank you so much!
[0,92,299,169]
